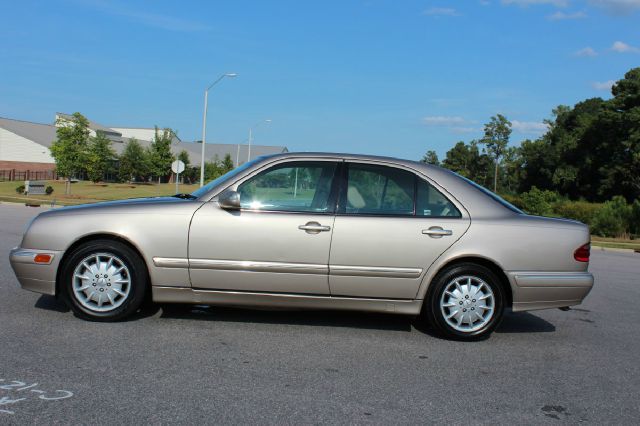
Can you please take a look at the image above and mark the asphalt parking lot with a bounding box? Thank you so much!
[1,203,639,424]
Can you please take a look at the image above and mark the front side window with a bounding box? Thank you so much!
[340,163,461,217]
[237,162,337,213]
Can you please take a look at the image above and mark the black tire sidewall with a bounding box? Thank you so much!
[60,240,147,321]
[426,263,504,340]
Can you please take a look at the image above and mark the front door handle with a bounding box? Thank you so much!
[422,227,453,238]
[299,221,331,234]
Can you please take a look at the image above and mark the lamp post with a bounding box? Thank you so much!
[247,119,272,162]
[200,72,237,187]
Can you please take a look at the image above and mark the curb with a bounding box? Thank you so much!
[592,245,639,254]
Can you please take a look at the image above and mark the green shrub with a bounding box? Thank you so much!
[501,193,524,210]
[552,200,602,227]
[519,186,560,216]
[631,200,640,236]
[45,186,54,195]
[592,196,632,238]
[15,184,25,194]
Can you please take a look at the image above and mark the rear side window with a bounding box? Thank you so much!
[339,163,461,217]
[416,178,461,218]
[343,164,414,215]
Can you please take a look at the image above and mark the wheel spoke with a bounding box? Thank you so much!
[72,253,131,313]
[441,275,496,333]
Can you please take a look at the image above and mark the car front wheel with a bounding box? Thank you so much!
[60,239,148,321]
[424,263,505,340]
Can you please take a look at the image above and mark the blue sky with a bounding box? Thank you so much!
[1,0,639,160]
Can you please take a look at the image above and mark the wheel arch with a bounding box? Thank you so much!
[55,233,151,297]
[421,255,513,309]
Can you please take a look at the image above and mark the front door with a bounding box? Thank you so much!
[188,160,339,295]
[328,162,471,299]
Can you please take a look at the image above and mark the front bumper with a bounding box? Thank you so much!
[9,247,63,296]
[508,271,594,312]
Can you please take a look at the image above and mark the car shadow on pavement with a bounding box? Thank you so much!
[33,296,555,334]
[34,295,161,320]
[34,294,70,313]
[495,311,556,333]
[159,305,555,334]
[159,304,414,332]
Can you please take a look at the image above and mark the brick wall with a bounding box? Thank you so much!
[0,161,55,172]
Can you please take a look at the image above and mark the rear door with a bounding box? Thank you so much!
[328,162,470,299]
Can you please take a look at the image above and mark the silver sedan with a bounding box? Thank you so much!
[9,153,593,340]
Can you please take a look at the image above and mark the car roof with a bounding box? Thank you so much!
[235,152,519,219]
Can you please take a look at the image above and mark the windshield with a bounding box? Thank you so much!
[456,173,524,214]
[191,159,262,199]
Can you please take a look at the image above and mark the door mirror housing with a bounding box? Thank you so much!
[218,190,241,210]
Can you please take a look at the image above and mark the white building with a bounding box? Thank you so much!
[0,113,287,179]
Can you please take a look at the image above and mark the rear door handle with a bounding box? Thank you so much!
[422,227,453,238]
[299,222,331,234]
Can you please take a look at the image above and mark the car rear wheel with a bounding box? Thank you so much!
[60,239,148,321]
[424,263,504,340]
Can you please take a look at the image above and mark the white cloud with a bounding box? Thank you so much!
[452,127,482,134]
[422,116,468,126]
[479,0,491,5]
[502,0,569,7]
[548,10,587,19]
[423,7,460,16]
[511,120,549,134]
[76,0,211,32]
[574,46,598,56]
[592,80,616,90]
[611,40,640,53]
[589,0,640,15]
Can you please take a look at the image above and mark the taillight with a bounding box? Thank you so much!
[574,244,590,262]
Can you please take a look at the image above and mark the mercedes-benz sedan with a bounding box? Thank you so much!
[9,153,593,340]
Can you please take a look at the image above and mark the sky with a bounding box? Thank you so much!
[1,0,639,161]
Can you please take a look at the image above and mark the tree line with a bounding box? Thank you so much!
[49,112,235,193]
[421,67,640,237]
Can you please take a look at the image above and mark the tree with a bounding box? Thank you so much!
[177,150,191,168]
[148,127,175,183]
[421,150,439,165]
[49,112,90,194]
[480,114,512,192]
[442,141,492,187]
[176,150,195,183]
[221,153,235,174]
[86,132,116,183]
[118,138,149,182]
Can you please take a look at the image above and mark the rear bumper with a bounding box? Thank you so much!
[508,271,594,312]
[9,247,62,296]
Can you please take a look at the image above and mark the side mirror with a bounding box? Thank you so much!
[218,190,241,210]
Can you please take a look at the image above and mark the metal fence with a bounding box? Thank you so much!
[0,170,58,181]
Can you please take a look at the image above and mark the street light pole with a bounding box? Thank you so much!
[247,119,271,162]
[200,72,237,187]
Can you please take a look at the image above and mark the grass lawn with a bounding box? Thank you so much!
[0,180,199,206]
[591,236,640,251]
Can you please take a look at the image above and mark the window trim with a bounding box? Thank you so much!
[336,162,462,219]
[233,160,342,215]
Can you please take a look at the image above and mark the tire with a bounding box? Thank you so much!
[59,239,148,321]
[423,263,505,341]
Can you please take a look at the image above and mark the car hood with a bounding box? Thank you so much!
[37,196,202,217]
